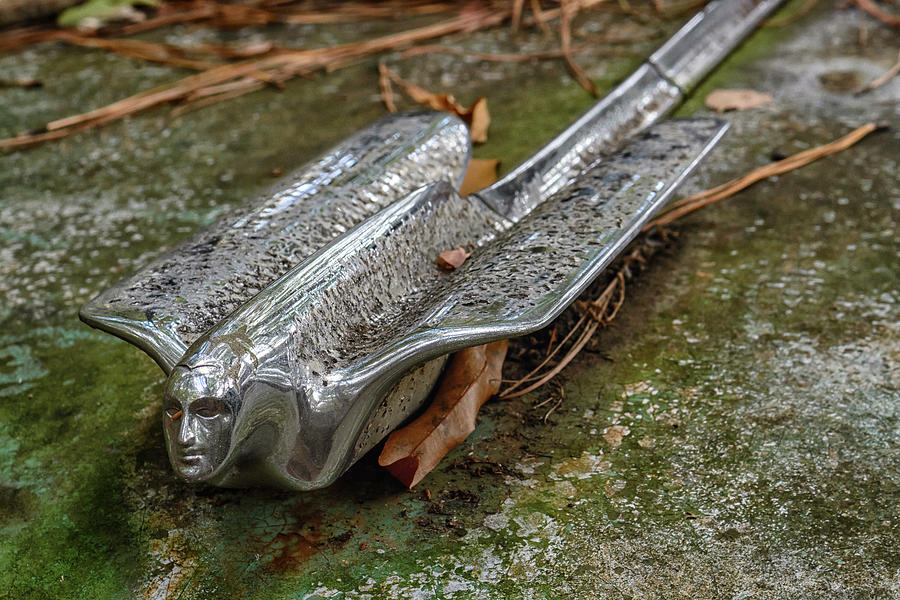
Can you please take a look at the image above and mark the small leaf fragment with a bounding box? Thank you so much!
[378,65,491,142]
[704,88,773,113]
[459,158,499,196]
[464,97,490,143]
[379,340,509,488]
[437,246,471,270]
[0,79,43,89]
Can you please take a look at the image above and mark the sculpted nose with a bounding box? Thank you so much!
[177,414,197,446]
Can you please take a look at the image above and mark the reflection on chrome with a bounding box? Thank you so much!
[81,0,785,490]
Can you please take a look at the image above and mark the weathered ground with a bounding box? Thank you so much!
[0,3,897,599]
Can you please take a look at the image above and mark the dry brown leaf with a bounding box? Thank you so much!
[704,88,773,113]
[378,340,508,488]
[378,65,491,143]
[437,246,471,270]
[458,157,499,195]
[465,97,491,143]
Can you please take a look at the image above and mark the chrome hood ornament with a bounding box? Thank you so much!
[81,0,784,490]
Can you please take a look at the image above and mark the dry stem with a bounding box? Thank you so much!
[500,123,882,399]
[0,4,510,151]
[847,0,900,29]
[855,49,900,94]
[560,0,600,96]
[647,123,880,229]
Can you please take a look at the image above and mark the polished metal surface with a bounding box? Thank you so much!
[80,111,472,371]
[81,0,784,490]
[477,0,784,221]
[173,118,727,490]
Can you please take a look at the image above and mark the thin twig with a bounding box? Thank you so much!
[501,314,589,395]
[501,123,882,399]
[378,62,397,112]
[113,4,217,35]
[847,0,900,29]
[855,49,900,94]
[170,80,268,117]
[604,272,627,322]
[1,0,616,152]
[56,33,219,70]
[560,0,600,96]
[511,0,525,32]
[544,326,558,357]
[502,320,600,399]
[646,123,881,229]
[529,0,552,35]
[0,5,511,152]
[542,395,564,423]
[533,390,558,409]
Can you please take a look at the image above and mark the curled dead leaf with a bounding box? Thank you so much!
[378,340,509,489]
[704,88,773,113]
[378,64,491,142]
[437,246,471,270]
[458,158,500,196]
[465,97,490,143]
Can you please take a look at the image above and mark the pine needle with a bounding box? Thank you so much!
[500,123,882,399]
[855,49,900,95]
[0,5,510,152]
[646,123,881,229]
[560,0,600,96]
[847,0,900,29]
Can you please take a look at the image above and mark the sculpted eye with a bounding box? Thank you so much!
[164,400,183,419]
[193,397,226,419]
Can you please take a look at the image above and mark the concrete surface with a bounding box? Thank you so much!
[0,2,897,598]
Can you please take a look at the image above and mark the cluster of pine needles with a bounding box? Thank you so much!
[0,0,893,399]
[0,0,711,151]
[499,123,883,399]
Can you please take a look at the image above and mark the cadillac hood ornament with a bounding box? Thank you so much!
[81,0,784,490]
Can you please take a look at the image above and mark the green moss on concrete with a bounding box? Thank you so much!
[1,5,898,599]
[0,329,165,598]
